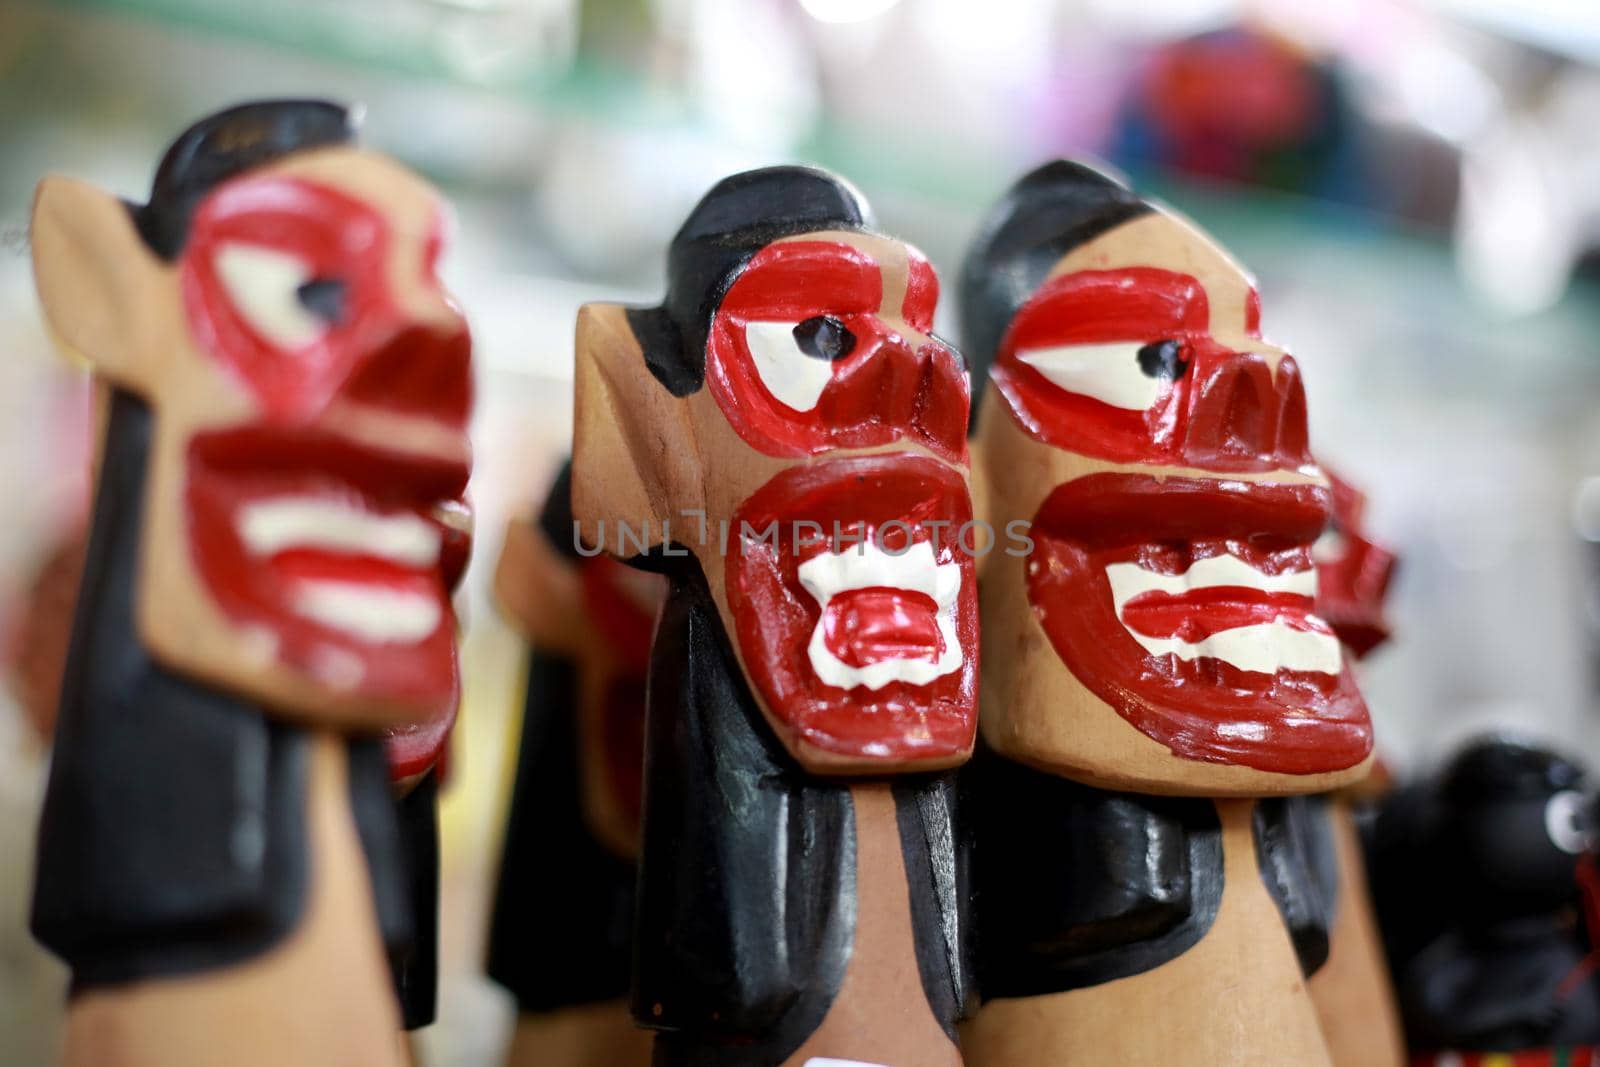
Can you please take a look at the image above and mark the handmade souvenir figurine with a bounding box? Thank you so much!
[1304,469,1406,1067]
[958,160,1371,1065]
[572,166,977,1065]
[28,100,473,1067]
[487,462,656,1067]
[1373,736,1600,1060]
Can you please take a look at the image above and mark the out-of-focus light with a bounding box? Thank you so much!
[801,0,901,24]
[1574,478,1600,542]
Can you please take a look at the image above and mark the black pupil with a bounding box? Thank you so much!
[297,278,347,323]
[793,316,856,361]
[1136,339,1187,380]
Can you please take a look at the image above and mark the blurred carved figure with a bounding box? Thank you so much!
[27,100,474,1067]
[572,166,978,1065]
[488,462,656,1067]
[1372,736,1600,1062]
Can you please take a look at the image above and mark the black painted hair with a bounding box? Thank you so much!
[133,99,358,260]
[958,160,1152,411]
[1440,735,1588,805]
[628,165,875,397]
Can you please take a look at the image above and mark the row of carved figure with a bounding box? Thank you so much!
[24,98,1600,1067]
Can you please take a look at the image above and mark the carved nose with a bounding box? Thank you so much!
[818,331,922,428]
[1181,352,1311,469]
[343,323,473,425]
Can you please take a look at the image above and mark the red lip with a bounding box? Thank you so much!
[1028,472,1371,774]
[725,455,978,767]
[187,425,471,718]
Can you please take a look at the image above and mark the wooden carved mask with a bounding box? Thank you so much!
[573,166,978,774]
[962,161,1372,795]
[30,101,472,728]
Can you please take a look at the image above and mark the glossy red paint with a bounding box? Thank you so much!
[1028,472,1372,773]
[705,240,967,463]
[181,175,471,422]
[1118,585,1323,642]
[387,706,457,780]
[726,455,978,765]
[992,267,1312,470]
[821,587,945,667]
[187,427,470,715]
[180,172,474,716]
[387,501,472,780]
[1315,469,1398,659]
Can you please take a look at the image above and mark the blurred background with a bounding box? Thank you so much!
[1,0,1598,1062]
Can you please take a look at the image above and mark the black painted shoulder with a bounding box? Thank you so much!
[633,565,853,1065]
[966,750,1222,997]
[31,391,333,988]
[895,772,977,1035]
[1253,795,1338,977]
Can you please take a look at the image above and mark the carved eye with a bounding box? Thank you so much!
[744,316,856,411]
[295,277,348,325]
[214,242,328,350]
[1015,339,1188,411]
[1544,790,1595,855]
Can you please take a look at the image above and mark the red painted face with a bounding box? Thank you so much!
[705,241,968,464]
[179,173,473,721]
[707,237,977,766]
[996,261,1370,775]
[1313,471,1397,659]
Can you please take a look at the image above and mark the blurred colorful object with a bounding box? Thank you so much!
[1112,25,1366,205]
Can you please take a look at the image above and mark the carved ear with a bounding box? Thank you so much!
[571,303,700,553]
[31,176,166,388]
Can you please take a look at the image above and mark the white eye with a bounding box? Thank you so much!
[1545,790,1594,855]
[744,321,835,412]
[214,242,326,350]
[1015,340,1177,411]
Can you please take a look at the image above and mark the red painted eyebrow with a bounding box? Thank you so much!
[718,240,883,320]
[1005,267,1211,352]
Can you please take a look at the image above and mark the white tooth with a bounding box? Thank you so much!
[239,498,441,567]
[1104,553,1338,676]
[293,582,442,644]
[1126,622,1343,675]
[1106,554,1316,615]
[796,539,964,691]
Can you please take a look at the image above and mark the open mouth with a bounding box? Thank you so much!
[725,455,978,766]
[1028,471,1370,774]
[186,425,472,714]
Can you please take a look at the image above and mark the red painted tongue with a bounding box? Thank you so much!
[1119,587,1327,643]
[820,586,944,668]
